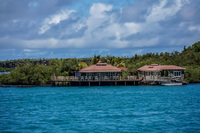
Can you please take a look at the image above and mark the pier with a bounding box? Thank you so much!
[51,76,142,86]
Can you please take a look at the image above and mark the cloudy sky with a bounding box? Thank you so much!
[0,0,199,60]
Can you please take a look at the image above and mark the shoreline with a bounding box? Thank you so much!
[1,83,199,87]
[0,84,52,87]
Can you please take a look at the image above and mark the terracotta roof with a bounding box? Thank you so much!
[137,64,185,71]
[79,63,121,72]
[118,67,129,71]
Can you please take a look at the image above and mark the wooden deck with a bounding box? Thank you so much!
[51,76,142,86]
[51,76,185,86]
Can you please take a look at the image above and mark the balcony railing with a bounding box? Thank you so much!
[51,76,79,81]
[143,75,185,82]
[51,76,139,81]
[80,76,121,81]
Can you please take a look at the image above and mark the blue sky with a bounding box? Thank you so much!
[0,0,200,61]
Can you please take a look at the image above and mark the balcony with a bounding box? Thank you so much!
[51,75,139,82]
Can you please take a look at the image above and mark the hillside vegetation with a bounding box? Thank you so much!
[0,41,200,85]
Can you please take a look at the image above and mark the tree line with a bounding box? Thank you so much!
[0,41,200,85]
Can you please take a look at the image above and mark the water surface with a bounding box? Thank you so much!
[0,85,200,132]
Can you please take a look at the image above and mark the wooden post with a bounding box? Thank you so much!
[125,81,126,86]
[69,81,71,86]
[99,81,101,86]
[89,81,90,86]
[115,81,117,86]
[79,82,81,86]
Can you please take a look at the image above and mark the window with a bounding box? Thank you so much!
[146,72,153,76]
[173,71,181,77]
[86,73,91,76]
[146,72,149,76]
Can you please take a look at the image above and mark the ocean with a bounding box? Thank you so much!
[0,84,200,132]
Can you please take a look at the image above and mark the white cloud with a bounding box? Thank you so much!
[29,1,39,8]
[189,25,200,32]
[23,49,34,52]
[124,22,141,34]
[1,1,197,51]
[80,3,141,48]
[23,38,59,48]
[146,0,183,22]
[36,1,186,48]
[85,3,113,35]
[90,3,112,18]
[72,23,85,32]
[39,9,76,34]
[78,1,184,48]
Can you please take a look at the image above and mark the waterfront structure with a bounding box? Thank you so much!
[79,63,121,81]
[51,63,186,86]
[137,64,185,83]
[51,63,140,86]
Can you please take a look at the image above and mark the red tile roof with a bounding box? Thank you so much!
[137,64,185,71]
[79,63,121,72]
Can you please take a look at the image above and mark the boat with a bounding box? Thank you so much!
[161,82,182,86]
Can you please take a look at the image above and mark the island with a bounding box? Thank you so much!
[0,41,200,86]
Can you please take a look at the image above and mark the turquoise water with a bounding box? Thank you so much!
[0,85,200,132]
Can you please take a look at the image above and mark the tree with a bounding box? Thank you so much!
[101,58,107,63]
[49,59,62,76]
[91,55,100,65]
[117,62,126,68]
[79,62,88,69]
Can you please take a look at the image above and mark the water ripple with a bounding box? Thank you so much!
[0,85,200,132]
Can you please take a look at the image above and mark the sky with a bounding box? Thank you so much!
[0,0,200,61]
